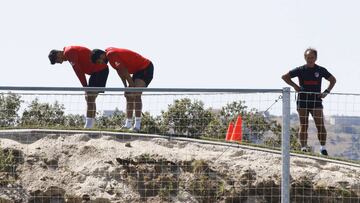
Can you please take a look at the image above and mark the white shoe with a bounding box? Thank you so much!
[84,118,95,129]
[121,125,132,130]
[121,119,133,130]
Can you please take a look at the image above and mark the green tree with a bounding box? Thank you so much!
[204,101,286,145]
[160,98,213,138]
[290,126,301,150]
[220,100,248,122]
[141,112,162,134]
[264,123,301,150]
[205,101,250,140]
[242,109,272,142]
[0,93,22,127]
[20,98,65,127]
[220,101,281,143]
[64,114,85,128]
[96,108,126,129]
[204,117,226,139]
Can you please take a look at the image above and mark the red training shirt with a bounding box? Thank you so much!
[105,47,150,74]
[64,46,108,87]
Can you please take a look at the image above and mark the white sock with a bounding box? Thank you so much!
[84,117,95,129]
[123,119,133,128]
[134,117,141,129]
[320,145,326,151]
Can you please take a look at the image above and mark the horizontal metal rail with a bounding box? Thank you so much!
[0,86,283,93]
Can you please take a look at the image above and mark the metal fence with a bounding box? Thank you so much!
[0,86,359,202]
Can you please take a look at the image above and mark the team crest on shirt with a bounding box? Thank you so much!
[115,61,121,66]
[314,72,319,78]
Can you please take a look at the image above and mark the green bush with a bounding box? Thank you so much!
[0,146,14,172]
[64,114,85,128]
[141,112,162,134]
[160,98,213,138]
[20,98,65,127]
[96,108,125,129]
[0,93,22,127]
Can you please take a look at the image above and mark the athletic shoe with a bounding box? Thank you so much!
[84,118,95,129]
[121,125,132,130]
[301,147,309,152]
[320,149,328,156]
[84,122,94,129]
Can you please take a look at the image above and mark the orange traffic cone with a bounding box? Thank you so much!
[231,115,242,143]
[225,121,234,141]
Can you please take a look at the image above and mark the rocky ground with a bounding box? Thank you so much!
[0,131,359,202]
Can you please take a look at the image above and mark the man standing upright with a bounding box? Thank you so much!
[48,46,109,128]
[282,48,336,155]
[90,47,154,132]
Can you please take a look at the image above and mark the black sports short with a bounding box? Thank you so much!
[88,67,109,93]
[132,62,154,87]
[296,92,323,109]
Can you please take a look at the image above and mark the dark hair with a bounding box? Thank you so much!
[304,48,317,57]
[91,49,106,63]
[48,49,61,65]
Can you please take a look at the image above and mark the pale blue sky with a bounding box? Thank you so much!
[1,0,360,93]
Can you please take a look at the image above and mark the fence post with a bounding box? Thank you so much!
[282,87,291,203]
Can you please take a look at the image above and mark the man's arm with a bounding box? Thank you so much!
[115,65,135,97]
[281,73,301,92]
[325,75,336,92]
[66,50,87,87]
[115,64,135,87]
[73,65,87,87]
[321,75,336,98]
[116,70,128,87]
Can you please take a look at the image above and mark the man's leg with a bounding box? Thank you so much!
[133,79,147,130]
[134,95,142,118]
[297,108,309,150]
[85,93,98,128]
[123,94,135,128]
[311,109,328,155]
[85,68,109,128]
[130,63,153,131]
[134,79,146,117]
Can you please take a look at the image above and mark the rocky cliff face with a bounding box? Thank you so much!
[0,132,359,202]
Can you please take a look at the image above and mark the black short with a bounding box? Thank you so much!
[88,68,109,93]
[132,62,154,87]
[296,93,323,109]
